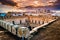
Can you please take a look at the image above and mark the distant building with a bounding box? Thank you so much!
[7,12,24,16]
[51,10,60,16]
[0,13,6,17]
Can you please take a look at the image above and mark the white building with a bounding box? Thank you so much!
[51,10,60,16]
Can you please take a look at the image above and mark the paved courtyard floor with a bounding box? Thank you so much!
[0,17,60,40]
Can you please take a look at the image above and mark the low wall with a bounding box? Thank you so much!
[30,19,57,35]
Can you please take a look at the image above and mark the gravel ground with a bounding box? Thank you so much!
[31,17,60,40]
[0,27,16,40]
[0,17,60,40]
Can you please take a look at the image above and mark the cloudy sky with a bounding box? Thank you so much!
[0,0,60,13]
[0,0,58,7]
